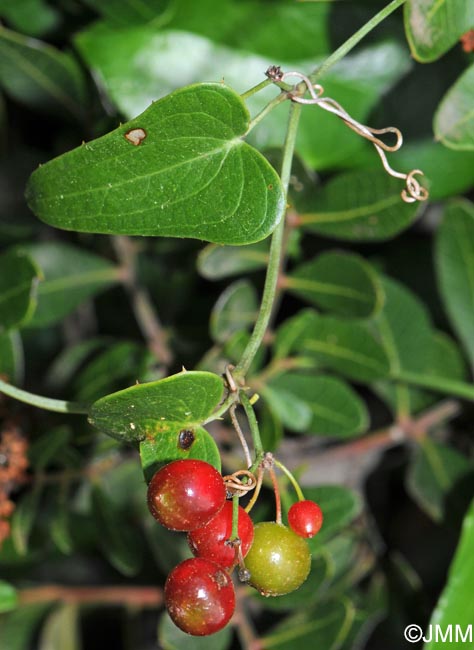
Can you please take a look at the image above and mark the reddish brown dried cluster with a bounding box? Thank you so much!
[460,30,474,53]
[0,424,29,547]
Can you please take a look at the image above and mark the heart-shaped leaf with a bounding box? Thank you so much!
[26,83,285,245]
[89,370,224,443]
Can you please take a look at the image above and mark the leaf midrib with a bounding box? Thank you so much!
[299,194,400,225]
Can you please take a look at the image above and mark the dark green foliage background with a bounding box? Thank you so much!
[1,1,474,649]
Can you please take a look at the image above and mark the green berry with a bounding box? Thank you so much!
[244,522,311,596]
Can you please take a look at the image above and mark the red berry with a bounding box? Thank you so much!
[147,459,226,531]
[288,500,323,538]
[165,557,235,636]
[188,501,254,568]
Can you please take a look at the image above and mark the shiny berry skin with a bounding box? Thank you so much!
[244,522,311,596]
[188,501,254,568]
[147,459,226,531]
[288,500,323,538]
[165,557,235,636]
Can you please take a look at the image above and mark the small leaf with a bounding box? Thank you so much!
[285,252,383,319]
[0,581,18,614]
[139,425,221,482]
[26,83,285,245]
[298,169,421,242]
[11,485,43,556]
[303,486,363,547]
[261,598,355,649]
[296,313,391,383]
[406,439,472,522]
[21,242,120,328]
[436,200,474,368]
[197,240,268,280]
[424,502,474,650]
[0,603,54,650]
[266,372,369,438]
[0,26,85,119]
[38,603,81,650]
[404,0,474,62]
[0,331,23,383]
[261,384,313,433]
[434,64,474,150]
[158,610,233,650]
[91,485,143,576]
[0,249,41,331]
[210,280,258,343]
[51,487,74,555]
[0,0,60,37]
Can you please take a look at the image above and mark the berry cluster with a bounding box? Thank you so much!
[147,457,324,636]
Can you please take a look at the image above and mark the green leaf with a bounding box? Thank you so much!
[139,424,221,482]
[20,242,120,328]
[296,313,391,383]
[38,604,81,650]
[11,485,43,555]
[258,400,284,452]
[434,64,474,150]
[0,581,17,614]
[404,0,474,62]
[285,252,383,319]
[303,486,363,547]
[0,26,85,119]
[89,370,224,443]
[210,280,258,343]
[436,200,474,368]
[0,603,54,650]
[261,598,355,649]
[26,83,285,245]
[266,372,369,438]
[298,169,421,242]
[197,240,268,280]
[51,486,74,555]
[406,439,472,522]
[158,610,233,650]
[424,502,474,649]
[0,249,41,330]
[395,140,474,201]
[0,331,23,383]
[91,485,143,576]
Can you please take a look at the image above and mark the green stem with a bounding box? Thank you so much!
[240,393,264,466]
[231,493,240,541]
[395,372,474,402]
[310,0,407,81]
[241,78,273,100]
[234,101,302,380]
[0,378,90,414]
[203,391,238,425]
[246,91,288,134]
[273,458,305,501]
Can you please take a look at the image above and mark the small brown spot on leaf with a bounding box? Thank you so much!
[125,128,147,146]
[178,429,195,450]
